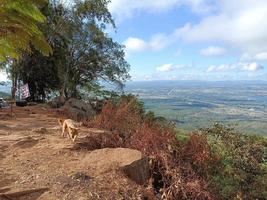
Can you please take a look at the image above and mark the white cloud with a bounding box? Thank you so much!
[123,1,267,56]
[156,63,175,72]
[109,0,213,21]
[174,0,267,54]
[207,62,264,73]
[123,37,148,52]
[240,52,267,62]
[242,63,264,72]
[254,52,267,61]
[123,34,173,53]
[156,63,190,72]
[200,46,226,56]
[115,0,267,59]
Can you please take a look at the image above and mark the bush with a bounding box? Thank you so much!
[87,95,214,199]
[87,95,176,154]
[86,95,267,200]
[201,123,267,200]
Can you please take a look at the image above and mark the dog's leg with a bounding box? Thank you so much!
[72,134,77,142]
[67,133,71,139]
[61,123,65,137]
[67,127,71,139]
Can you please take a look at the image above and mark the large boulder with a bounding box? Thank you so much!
[79,148,150,184]
[63,98,96,121]
[122,157,150,185]
[16,100,27,107]
[47,96,63,108]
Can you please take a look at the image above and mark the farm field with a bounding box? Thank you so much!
[125,80,267,135]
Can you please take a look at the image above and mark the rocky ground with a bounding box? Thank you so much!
[0,105,147,200]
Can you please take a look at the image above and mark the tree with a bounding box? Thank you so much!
[16,50,60,101]
[62,2,129,98]
[0,0,52,61]
[12,0,130,102]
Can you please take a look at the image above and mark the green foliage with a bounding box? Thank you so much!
[8,0,130,101]
[80,82,120,101]
[175,131,189,142]
[0,0,52,61]
[201,123,267,199]
[16,50,60,101]
[63,0,130,96]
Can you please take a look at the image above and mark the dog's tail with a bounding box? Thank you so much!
[58,118,64,126]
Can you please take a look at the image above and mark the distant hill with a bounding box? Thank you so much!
[0,82,11,93]
[0,91,10,98]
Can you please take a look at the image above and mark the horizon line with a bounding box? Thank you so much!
[127,79,267,82]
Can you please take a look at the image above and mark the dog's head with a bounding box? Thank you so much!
[70,127,79,135]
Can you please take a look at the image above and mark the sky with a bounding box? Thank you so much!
[107,0,267,81]
[1,0,267,82]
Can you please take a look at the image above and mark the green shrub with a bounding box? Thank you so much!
[201,123,267,199]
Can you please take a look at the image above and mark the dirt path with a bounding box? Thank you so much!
[0,105,142,200]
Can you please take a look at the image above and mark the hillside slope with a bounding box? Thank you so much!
[0,105,144,200]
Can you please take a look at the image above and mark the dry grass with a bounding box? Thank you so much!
[86,96,217,200]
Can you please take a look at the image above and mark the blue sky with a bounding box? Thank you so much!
[1,0,267,82]
[107,0,267,81]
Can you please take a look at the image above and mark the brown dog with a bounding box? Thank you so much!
[58,118,80,142]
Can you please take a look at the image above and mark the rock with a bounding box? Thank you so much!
[70,172,92,183]
[80,148,149,183]
[122,157,150,185]
[27,102,38,106]
[16,100,27,107]
[63,98,96,121]
[47,97,62,108]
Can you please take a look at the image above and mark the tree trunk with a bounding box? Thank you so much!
[59,86,65,105]
[42,92,46,102]
[11,85,17,100]
[11,71,18,100]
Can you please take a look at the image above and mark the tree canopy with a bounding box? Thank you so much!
[7,0,130,101]
[0,0,52,61]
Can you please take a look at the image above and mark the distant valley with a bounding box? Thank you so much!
[125,80,267,135]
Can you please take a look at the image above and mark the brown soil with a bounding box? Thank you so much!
[0,105,143,200]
